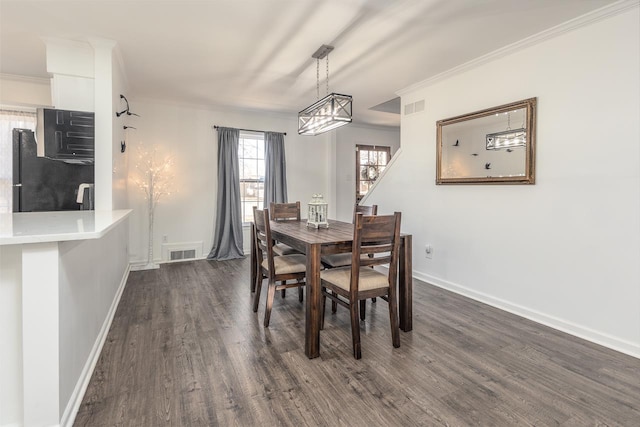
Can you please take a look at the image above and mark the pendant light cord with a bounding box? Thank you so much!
[314,49,331,99]
[313,48,333,99]
[316,58,320,99]
[326,54,330,95]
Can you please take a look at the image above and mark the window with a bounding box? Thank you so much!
[356,144,391,203]
[238,131,265,223]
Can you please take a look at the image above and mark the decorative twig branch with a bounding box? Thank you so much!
[132,145,174,268]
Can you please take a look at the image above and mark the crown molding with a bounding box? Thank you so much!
[0,73,50,85]
[397,0,639,96]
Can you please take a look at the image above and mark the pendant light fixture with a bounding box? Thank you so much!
[298,44,353,136]
[486,109,527,150]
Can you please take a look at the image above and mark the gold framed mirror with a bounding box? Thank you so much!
[436,98,536,184]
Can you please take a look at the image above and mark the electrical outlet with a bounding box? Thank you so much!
[162,235,168,243]
[425,244,433,259]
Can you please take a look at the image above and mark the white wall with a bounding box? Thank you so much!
[58,219,129,424]
[331,124,400,222]
[111,51,129,210]
[126,101,331,264]
[368,7,640,356]
[91,39,114,211]
[0,74,51,107]
[0,245,23,426]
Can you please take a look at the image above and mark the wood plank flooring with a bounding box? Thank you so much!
[74,258,640,426]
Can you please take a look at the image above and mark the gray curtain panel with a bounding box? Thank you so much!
[264,131,288,208]
[208,127,244,260]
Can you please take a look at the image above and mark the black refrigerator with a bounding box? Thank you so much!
[12,129,94,212]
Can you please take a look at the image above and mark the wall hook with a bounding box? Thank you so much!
[116,95,140,117]
[121,141,126,153]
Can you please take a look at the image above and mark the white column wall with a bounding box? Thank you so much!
[0,245,23,426]
[367,7,640,356]
[22,243,60,426]
[91,40,116,211]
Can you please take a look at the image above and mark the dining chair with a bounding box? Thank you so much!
[253,207,307,327]
[321,204,378,318]
[269,201,301,255]
[321,204,377,269]
[319,211,401,359]
[269,201,303,299]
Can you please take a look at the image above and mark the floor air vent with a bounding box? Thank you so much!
[162,242,203,263]
[170,249,196,261]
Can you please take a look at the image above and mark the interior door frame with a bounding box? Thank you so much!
[355,144,391,203]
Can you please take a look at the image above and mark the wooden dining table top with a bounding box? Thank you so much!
[268,219,355,251]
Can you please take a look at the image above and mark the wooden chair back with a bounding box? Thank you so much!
[253,207,276,277]
[270,202,301,221]
[350,212,401,292]
[354,204,377,220]
[320,204,378,269]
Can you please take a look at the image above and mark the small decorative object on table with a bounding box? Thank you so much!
[307,194,329,228]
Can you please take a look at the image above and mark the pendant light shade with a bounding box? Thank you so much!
[486,128,526,150]
[298,92,352,136]
[298,44,352,136]
[485,110,527,150]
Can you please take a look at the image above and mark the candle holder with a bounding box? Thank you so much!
[307,194,329,228]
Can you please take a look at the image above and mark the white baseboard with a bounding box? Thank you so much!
[129,255,208,270]
[412,270,640,360]
[59,264,131,427]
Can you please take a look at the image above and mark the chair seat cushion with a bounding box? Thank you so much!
[321,253,353,267]
[273,242,300,256]
[321,253,376,268]
[320,266,389,292]
[262,254,307,275]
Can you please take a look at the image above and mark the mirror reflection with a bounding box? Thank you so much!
[436,98,536,184]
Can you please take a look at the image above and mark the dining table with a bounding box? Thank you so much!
[250,218,413,359]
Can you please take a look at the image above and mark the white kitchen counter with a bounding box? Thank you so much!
[0,209,131,426]
[0,209,131,245]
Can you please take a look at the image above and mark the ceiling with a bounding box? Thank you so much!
[0,0,617,127]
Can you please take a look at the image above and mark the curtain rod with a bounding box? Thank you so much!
[212,125,286,136]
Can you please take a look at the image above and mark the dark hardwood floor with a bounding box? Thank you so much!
[75,258,640,426]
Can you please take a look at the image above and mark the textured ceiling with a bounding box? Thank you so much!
[0,0,618,127]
